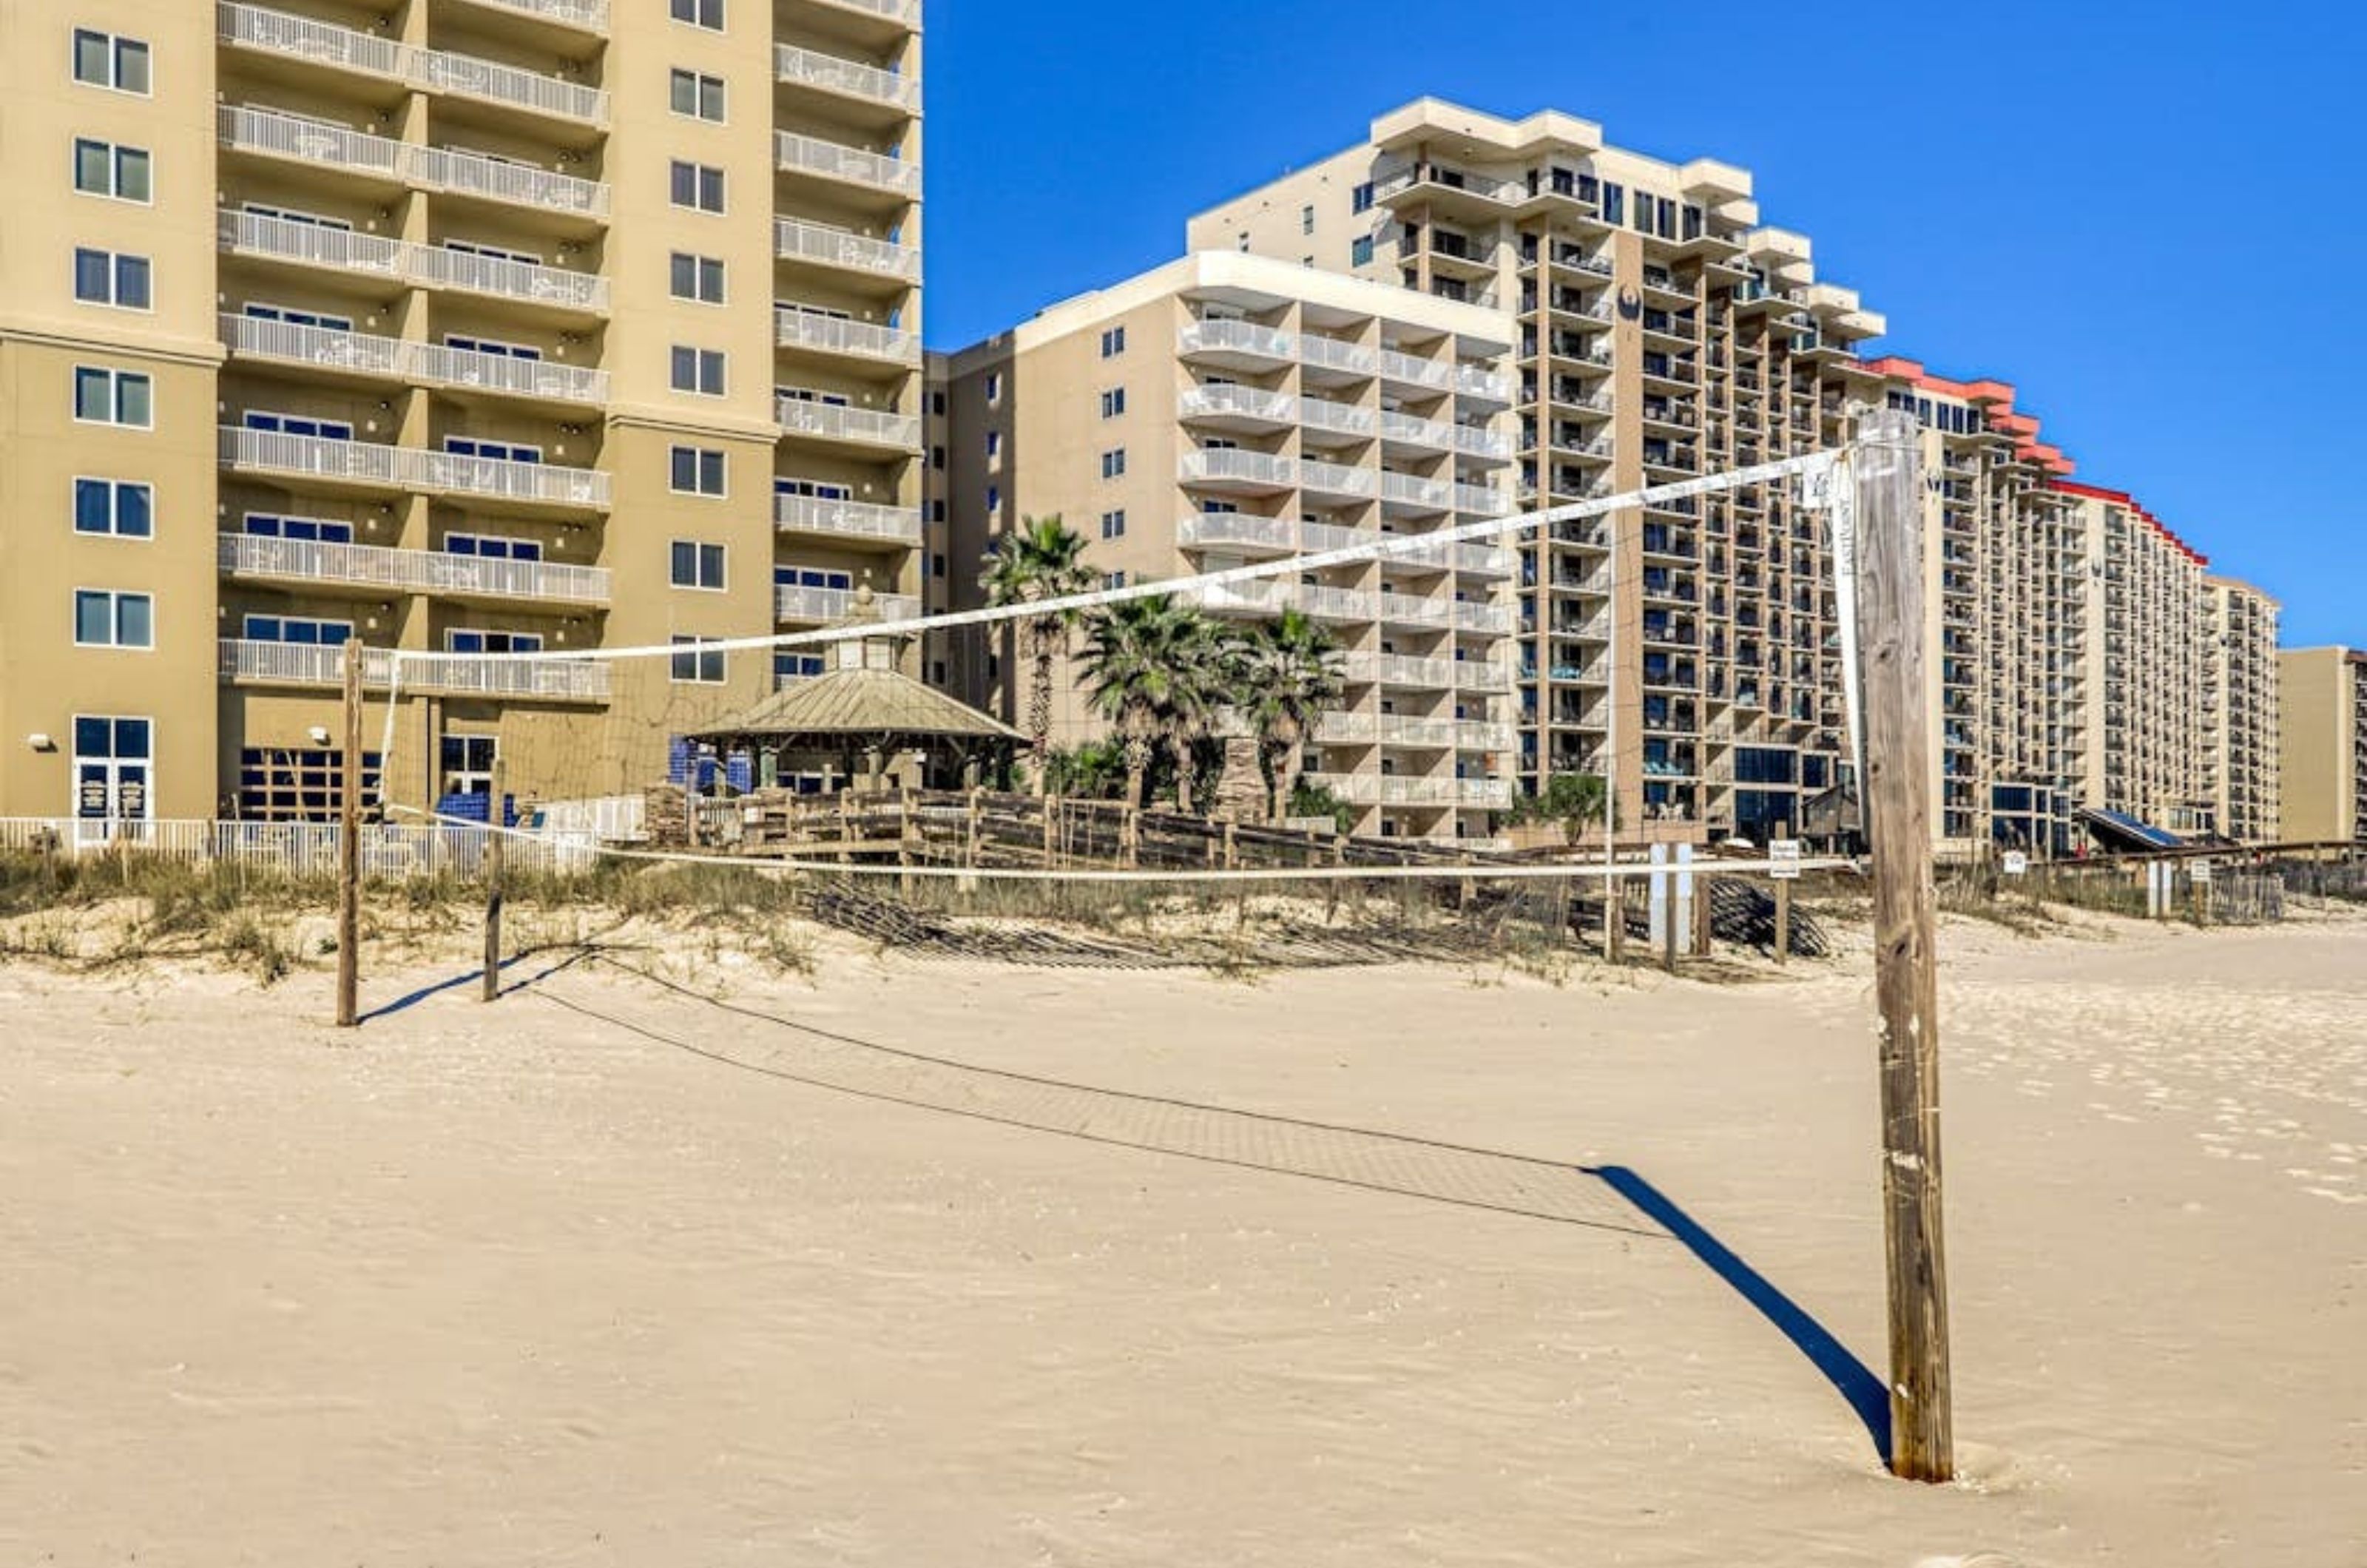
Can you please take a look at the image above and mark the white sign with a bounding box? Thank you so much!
[1769,839,1803,881]
[2002,851,2029,878]
[2191,859,2212,885]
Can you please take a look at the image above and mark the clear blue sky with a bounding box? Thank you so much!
[922,1,2361,648]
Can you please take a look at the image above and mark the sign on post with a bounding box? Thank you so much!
[1769,839,1803,881]
[2001,851,2029,878]
[2191,860,2212,885]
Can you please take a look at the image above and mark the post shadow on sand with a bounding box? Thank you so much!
[356,944,595,1025]
[1588,1164,1892,1460]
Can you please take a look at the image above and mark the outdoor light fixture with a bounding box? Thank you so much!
[308,726,333,746]
[27,733,55,752]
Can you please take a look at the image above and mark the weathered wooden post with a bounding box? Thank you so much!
[335,645,364,1029]
[1854,408,1954,1481]
[1772,820,1794,967]
[481,755,505,1003]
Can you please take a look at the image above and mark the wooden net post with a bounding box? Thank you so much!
[335,646,364,1028]
[1854,409,1955,1482]
[481,755,505,1003]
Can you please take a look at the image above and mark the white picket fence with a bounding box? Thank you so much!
[0,819,599,879]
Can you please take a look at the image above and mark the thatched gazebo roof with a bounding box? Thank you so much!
[689,659,1020,749]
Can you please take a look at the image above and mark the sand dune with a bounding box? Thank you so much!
[1,910,2360,1564]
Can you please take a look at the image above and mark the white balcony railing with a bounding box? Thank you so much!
[1380,409,1456,451]
[220,4,608,125]
[774,395,922,450]
[1377,348,1454,394]
[1181,449,1294,488]
[774,493,923,546]
[774,215,920,281]
[219,639,610,701]
[1299,334,1380,376]
[451,0,609,32]
[1177,514,1297,552]
[1179,384,1297,425]
[219,314,607,405]
[774,132,922,197]
[219,427,612,509]
[1302,772,1505,810]
[1300,459,1379,500]
[221,210,609,311]
[218,533,610,605]
[814,0,922,21]
[1380,471,1452,511]
[1178,319,1295,362]
[219,106,610,217]
[1451,600,1515,635]
[774,305,919,363]
[775,585,920,624]
[406,239,608,311]
[774,43,919,111]
[1456,483,1513,516]
[1298,394,1380,439]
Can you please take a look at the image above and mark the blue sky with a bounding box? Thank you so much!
[922,0,2361,648]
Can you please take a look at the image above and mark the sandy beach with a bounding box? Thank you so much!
[2,908,2362,1565]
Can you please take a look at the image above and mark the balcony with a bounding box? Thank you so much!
[226,219,603,313]
[218,533,610,606]
[774,493,923,547]
[1178,514,1297,554]
[219,639,610,702]
[1451,600,1514,635]
[774,215,919,284]
[777,585,920,624]
[1297,394,1380,441]
[450,0,608,33]
[1180,449,1294,493]
[219,4,610,126]
[808,0,923,26]
[219,314,607,406]
[1453,424,1513,462]
[774,393,920,451]
[1180,383,1298,430]
[775,132,922,200]
[774,43,919,113]
[775,305,919,365]
[1302,459,1379,502]
[218,107,610,220]
[1380,470,1451,513]
[1179,319,1296,366]
[219,427,611,510]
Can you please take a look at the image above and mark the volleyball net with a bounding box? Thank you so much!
[360,440,1865,897]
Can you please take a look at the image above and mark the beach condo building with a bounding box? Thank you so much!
[2279,646,2367,845]
[2202,577,2281,845]
[1189,98,1885,846]
[0,0,923,827]
[933,251,1521,845]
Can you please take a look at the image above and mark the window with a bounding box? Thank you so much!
[443,435,539,463]
[1236,232,1249,252]
[669,539,727,589]
[237,743,382,823]
[75,479,152,538]
[245,410,353,439]
[74,589,153,649]
[248,302,355,331]
[669,69,726,121]
[441,735,499,798]
[1352,181,1375,214]
[1100,325,1127,358]
[669,0,725,27]
[243,615,352,646]
[670,345,726,396]
[929,390,947,416]
[1351,236,1375,267]
[671,635,726,684]
[446,629,544,656]
[669,251,725,303]
[74,715,156,823]
[983,372,1002,403]
[245,512,351,543]
[73,249,150,309]
[1100,510,1126,540]
[73,30,150,94]
[984,430,1002,458]
[929,444,947,470]
[669,160,726,214]
[669,445,726,496]
[73,138,150,202]
[1301,204,1315,234]
[442,333,538,360]
[1100,448,1126,479]
[985,484,1000,514]
[74,367,152,428]
[1099,388,1126,419]
[444,532,540,560]
[1601,182,1625,227]
[930,552,947,578]
[776,651,825,683]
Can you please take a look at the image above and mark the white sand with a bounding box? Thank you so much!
[1,910,2362,1565]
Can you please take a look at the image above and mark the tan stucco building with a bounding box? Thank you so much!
[934,251,1519,843]
[2280,646,2366,845]
[0,0,922,828]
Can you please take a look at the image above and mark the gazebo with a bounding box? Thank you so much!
[686,632,1020,795]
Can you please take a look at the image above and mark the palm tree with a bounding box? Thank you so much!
[1079,595,1225,811]
[1237,609,1347,821]
[979,515,1096,793]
